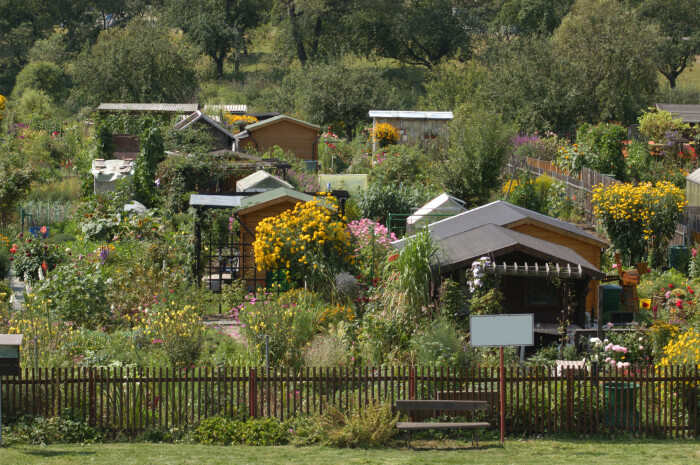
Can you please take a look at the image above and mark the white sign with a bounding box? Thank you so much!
[469,314,534,347]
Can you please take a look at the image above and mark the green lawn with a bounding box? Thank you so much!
[2,439,699,465]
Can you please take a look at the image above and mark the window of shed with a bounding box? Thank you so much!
[525,277,560,307]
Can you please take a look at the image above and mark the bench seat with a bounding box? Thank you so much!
[397,421,491,430]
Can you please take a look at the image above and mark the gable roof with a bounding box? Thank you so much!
[655,103,700,124]
[242,114,321,133]
[204,104,247,114]
[236,170,293,192]
[237,187,315,215]
[406,193,467,227]
[173,110,236,139]
[396,200,606,248]
[421,224,604,278]
[97,103,198,113]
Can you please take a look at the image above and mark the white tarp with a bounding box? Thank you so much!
[91,159,135,193]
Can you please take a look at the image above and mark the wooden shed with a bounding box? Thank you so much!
[234,115,321,164]
[173,110,236,151]
[235,188,315,288]
[392,201,608,327]
[369,110,453,152]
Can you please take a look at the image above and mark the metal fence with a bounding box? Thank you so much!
[1,365,698,438]
[506,156,687,246]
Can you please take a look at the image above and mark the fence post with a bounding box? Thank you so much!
[88,368,97,427]
[249,368,257,418]
[409,367,416,400]
[566,369,574,434]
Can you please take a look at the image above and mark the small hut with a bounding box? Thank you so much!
[236,170,293,193]
[91,159,135,193]
[406,193,467,235]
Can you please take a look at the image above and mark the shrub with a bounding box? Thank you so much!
[9,233,64,283]
[193,416,243,445]
[369,143,434,187]
[638,109,691,144]
[321,402,398,448]
[577,122,627,179]
[372,122,400,148]
[144,301,205,367]
[413,317,468,367]
[357,182,433,226]
[303,323,351,367]
[4,411,101,445]
[193,416,288,446]
[347,219,397,279]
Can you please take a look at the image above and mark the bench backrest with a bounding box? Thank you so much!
[395,400,488,412]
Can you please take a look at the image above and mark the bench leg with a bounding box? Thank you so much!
[406,431,412,450]
[472,430,479,449]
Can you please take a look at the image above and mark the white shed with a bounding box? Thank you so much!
[91,159,135,194]
[236,170,293,193]
[406,193,467,234]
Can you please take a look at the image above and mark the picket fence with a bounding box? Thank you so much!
[1,365,698,438]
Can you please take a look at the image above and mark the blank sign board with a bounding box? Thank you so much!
[470,314,534,347]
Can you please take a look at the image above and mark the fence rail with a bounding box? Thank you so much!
[506,157,687,246]
[1,365,698,438]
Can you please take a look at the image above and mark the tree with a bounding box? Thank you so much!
[166,0,263,77]
[637,0,700,89]
[71,20,198,105]
[440,103,515,208]
[11,61,71,103]
[281,61,393,139]
[491,0,574,37]
[552,0,660,125]
[353,0,480,69]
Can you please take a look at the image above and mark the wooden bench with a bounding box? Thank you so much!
[396,400,490,448]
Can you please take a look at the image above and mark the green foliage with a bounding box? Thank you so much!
[577,122,627,179]
[193,415,289,446]
[0,160,34,222]
[419,61,486,111]
[527,343,579,365]
[10,234,64,283]
[441,104,515,207]
[0,248,10,279]
[34,259,110,329]
[71,19,198,105]
[3,411,101,445]
[638,109,692,143]
[134,126,164,207]
[493,0,573,37]
[625,140,653,182]
[369,143,435,187]
[320,402,398,448]
[11,61,71,103]
[508,172,549,213]
[163,126,217,154]
[437,278,465,317]
[468,288,504,316]
[358,183,433,226]
[413,317,468,366]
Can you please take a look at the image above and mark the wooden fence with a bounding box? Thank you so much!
[1,366,698,438]
[506,157,687,246]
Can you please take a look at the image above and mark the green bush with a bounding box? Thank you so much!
[193,415,289,446]
[321,402,398,448]
[358,182,434,226]
[3,411,101,445]
[0,246,10,278]
[577,122,627,180]
[193,416,243,445]
[413,317,468,367]
[11,234,64,283]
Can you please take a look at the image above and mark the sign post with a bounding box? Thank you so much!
[470,315,533,443]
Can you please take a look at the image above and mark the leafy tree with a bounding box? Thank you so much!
[0,153,35,223]
[552,0,660,125]
[637,0,700,89]
[11,61,71,103]
[134,125,164,207]
[492,0,574,37]
[440,103,515,208]
[281,61,393,140]
[71,20,198,105]
[419,61,486,111]
[353,0,479,69]
[166,0,263,77]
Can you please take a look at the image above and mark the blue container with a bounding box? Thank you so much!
[28,226,50,238]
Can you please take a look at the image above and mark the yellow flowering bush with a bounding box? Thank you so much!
[143,302,205,367]
[593,181,686,263]
[253,194,355,292]
[371,123,400,148]
[555,143,586,174]
[0,94,6,122]
[658,328,700,368]
[319,303,355,325]
[223,114,258,133]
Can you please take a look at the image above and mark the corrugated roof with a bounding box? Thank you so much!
[407,193,466,226]
[369,111,454,120]
[204,104,247,114]
[172,110,236,139]
[395,201,606,247]
[395,223,604,278]
[655,104,700,123]
[687,167,700,184]
[244,115,321,132]
[189,194,243,208]
[97,103,198,112]
[236,170,293,192]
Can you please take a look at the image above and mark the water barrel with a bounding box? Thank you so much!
[668,245,691,272]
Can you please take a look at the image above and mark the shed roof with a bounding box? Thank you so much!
[655,104,700,123]
[0,334,23,345]
[687,167,700,184]
[173,110,236,140]
[394,201,607,248]
[406,193,466,227]
[369,111,453,120]
[241,114,321,133]
[91,159,135,182]
[189,194,243,209]
[395,224,604,278]
[204,104,247,114]
[236,170,293,192]
[238,188,314,211]
[97,103,198,113]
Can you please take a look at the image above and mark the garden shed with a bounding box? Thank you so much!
[91,159,135,193]
[392,201,608,327]
[686,167,700,207]
[173,110,237,151]
[233,115,321,166]
[369,110,453,152]
[236,170,293,193]
[654,103,700,125]
[406,192,467,235]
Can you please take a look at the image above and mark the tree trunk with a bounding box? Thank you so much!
[214,54,226,79]
[287,3,308,66]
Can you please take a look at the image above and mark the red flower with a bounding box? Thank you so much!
[388,253,399,262]
[642,302,649,308]
[41,261,47,271]
[675,300,683,309]
[668,284,674,288]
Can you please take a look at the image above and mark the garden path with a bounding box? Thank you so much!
[9,267,24,311]
[204,318,247,344]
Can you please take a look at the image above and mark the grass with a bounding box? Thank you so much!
[2,439,699,465]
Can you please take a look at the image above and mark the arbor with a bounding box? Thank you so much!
[166,0,263,77]
[71,20,198,104]
[552,0,660,125]
[637,0,700,89]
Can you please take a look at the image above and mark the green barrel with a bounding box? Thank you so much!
[603,382,640,428]
[668,245,691,272]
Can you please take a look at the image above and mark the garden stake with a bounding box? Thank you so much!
[500,346,505,443]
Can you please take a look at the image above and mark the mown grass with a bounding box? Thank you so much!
[2,439,699,465]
